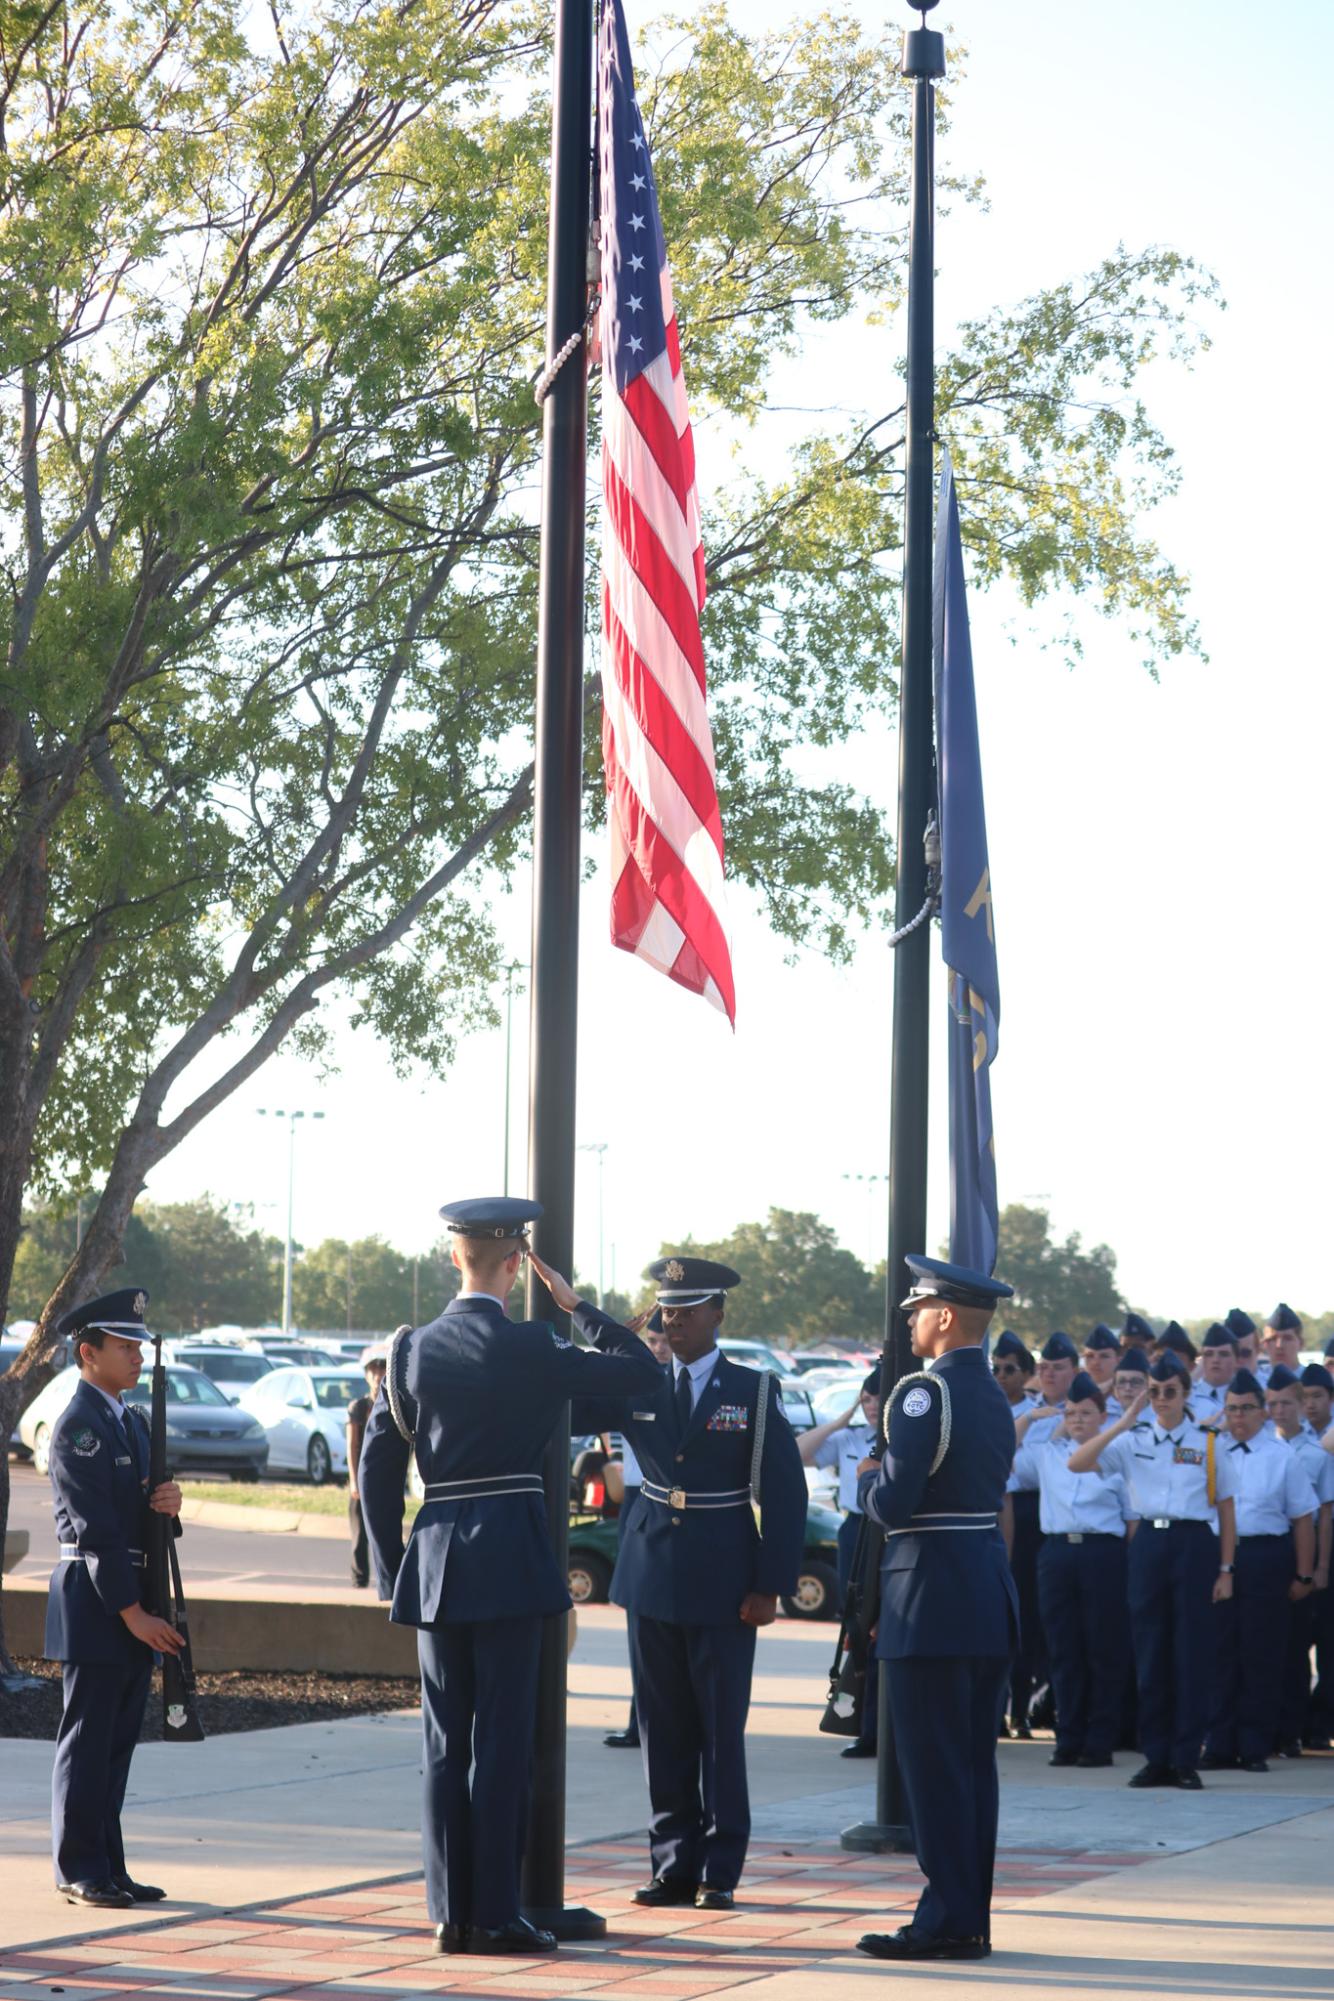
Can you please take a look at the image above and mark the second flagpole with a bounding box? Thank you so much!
[522,0,603,1939]
[841,3,945,1854]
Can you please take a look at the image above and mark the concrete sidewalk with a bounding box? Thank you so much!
[2,1606,1330,1998]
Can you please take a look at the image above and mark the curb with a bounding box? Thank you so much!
[179,1496,348,1540]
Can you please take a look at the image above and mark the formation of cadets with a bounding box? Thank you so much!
[37,1225,1334,1965]
[995,1308,1334,1785]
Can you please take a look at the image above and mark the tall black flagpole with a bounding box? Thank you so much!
[842,2,945,1855]
[521,0,604,1940]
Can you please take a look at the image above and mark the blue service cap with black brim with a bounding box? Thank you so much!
[55,1288,153,1343]
[898,1255,1013,1313]
[647,1256,740,1308]
[439,1197,543,1240]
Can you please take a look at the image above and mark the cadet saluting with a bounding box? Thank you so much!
[570,1256,807,1911]
[45,1290,184,1908]
[1066,1356,1238,1789]
[358,1199,661,1959]
[854,1255,1018,1965]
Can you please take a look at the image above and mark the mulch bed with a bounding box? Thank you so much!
[0,1656,418,1740]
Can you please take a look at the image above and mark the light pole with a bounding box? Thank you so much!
[843,1172,889,1267]
[256,1108,325,1336]
[579,1143,608,1305]
[503,960,529,1196]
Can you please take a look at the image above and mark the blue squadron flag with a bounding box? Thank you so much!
[933,453,1000,1275]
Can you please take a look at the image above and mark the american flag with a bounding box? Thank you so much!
[597,0,735,1025]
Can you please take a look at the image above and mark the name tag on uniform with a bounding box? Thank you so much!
[1173,1447,1203,1466]
[631,1411,657,1421]
[114,1455,132,1466]
[707,1404,749,1432]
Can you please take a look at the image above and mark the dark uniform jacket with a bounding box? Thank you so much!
[360,1294,662,1626]
[573,1305,807,1625]
[858,1345,1019,1660]
[44,1380,155,1666]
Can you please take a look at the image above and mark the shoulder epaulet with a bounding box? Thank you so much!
[889,1371,950,1474]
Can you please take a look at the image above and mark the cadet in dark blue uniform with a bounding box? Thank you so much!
[572,1256,807,1911]
[359,1199,661,1958]
[855,1256,1019,1964]
[44,1291,185,1908]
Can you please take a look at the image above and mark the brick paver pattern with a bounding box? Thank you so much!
[0,1834,1153,2001]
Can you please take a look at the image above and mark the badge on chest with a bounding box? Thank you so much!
[1172,1446,1204,1466]
[706,1403,750,1433]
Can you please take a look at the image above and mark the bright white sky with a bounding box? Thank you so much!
[146,0,1334,1323]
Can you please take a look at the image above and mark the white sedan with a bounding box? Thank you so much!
[237,1365,364,1484]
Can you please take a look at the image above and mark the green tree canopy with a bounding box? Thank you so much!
[669,1208,879,1345]
[993,1204,1125,1347]
[292,1232,458,1333]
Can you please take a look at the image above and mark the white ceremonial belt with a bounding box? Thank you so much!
[59,1544,145,1566]
[422,1475,544,1502]
[641,1480,751,1511]
[884,1510,998,1537]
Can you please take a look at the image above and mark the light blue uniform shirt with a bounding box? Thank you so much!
[1223,1433,1318,1535]
[812,1421,876,1513]
[1277,1432,1334,1509]
[1097,1418,1239,1523]
[1188,1379,1230,1427]
[1011,1436,1137,1536]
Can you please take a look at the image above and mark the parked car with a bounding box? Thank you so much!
[170,1343,277,1403]
[5,1335,81,1456]
[19,1363,269,1479]
[566,1499,843,1620]
[718,1338,789,1376]
[252,1340,337,1367]
[238,1365,363,1483]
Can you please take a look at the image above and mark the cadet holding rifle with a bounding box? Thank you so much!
[44,1291,185,1909]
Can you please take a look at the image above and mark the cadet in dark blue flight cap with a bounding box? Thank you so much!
[1262,1302,1304,1381]
[1080,1325,1121,1412]
[1191,1324,1240,1428]
[44,1290,185,1909]
[1152,1321,1198,1373]
[571,1255,807,1911]
[854,1255,1018,1964]
[358,1199,662,1959]
[1121,1311,1155,1350]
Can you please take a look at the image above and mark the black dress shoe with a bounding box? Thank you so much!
[471,1918,556,1955]
[1127,1762,1175,1788]
[1277,1740,1303,1758]
[1013,1723,1033,1740]
[695,1887,734,1910]
[857,1927,988,1961]
[114,1878,167,1902]
[633,1877,699,1907]
[1076,1753,1113,1768]
[434,1922,469,1954]
[603,1729,641,1748]
[1048,1749,1080,1767]
[1173,1767,1203,1790]
[1239,1758,1270,1773]
[840,1740,877,1759]
[59,1881,134,1909]
[1199,1753,1238,1771]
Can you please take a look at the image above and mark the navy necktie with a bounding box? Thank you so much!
[675,1366,694,1433]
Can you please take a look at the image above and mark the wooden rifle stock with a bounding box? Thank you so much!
[143,1338,205,1743]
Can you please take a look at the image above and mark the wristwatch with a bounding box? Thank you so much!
[1218,1563,1234,1575]
[1296,1573,1314,1586]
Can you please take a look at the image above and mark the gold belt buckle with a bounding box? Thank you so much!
[669,1487,687,1510]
